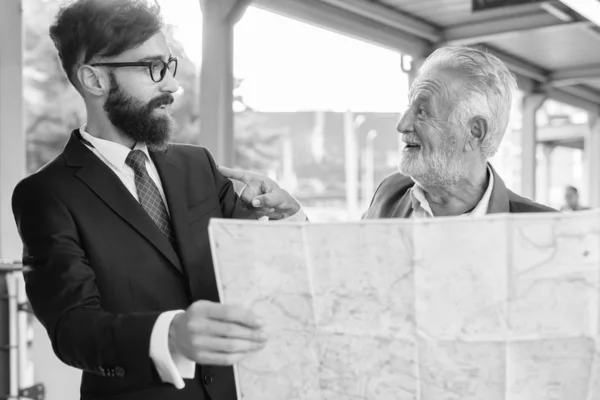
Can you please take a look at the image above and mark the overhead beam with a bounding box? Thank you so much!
[514,73,537,93]
[548,65,600,86]
[545,88,600,114]
[474,44,549,82]
[540,2,576,22]
[318,0,441,42]
[558,0,600,27]
[253,0,431,57]
[557,85,600,105]
[441,13,589,46]
[470,45,600,112]
[251,0,600,114]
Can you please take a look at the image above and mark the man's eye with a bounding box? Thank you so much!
[418,108,427,116]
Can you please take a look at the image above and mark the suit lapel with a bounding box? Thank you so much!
[152,148,227,301]
[392,190,414,218]
[486,164,511,214]
[151,149,198,278]
[63,131,183,274]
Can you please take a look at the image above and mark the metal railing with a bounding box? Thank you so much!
[0,260,45,400]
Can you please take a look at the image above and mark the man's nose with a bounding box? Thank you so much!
[160,70,180,94]
[396,110,414,134]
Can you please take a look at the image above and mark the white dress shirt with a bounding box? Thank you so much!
[409,165,495,219]
[79,126,306,389]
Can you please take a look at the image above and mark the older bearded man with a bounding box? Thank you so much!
[220,47,554,218]
[363,46,554,218]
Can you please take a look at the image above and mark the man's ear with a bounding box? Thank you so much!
[466,116,488,151]
[76,65,109,97]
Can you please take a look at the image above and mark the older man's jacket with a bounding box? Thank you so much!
[363,165,555,219]
[12,130,254,400]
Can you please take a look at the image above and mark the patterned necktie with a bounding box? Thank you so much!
[125,150,175,244]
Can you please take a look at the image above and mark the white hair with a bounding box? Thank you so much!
[418,46,518,159]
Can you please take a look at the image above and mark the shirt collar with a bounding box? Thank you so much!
[80,124,150,170]
[410,164,495,218]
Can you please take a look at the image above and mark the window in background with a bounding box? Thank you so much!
[538,146,584,209]
[494,94,588,209]
[233,6,407,221]
[23,0,202,174]
[535,99,587,209]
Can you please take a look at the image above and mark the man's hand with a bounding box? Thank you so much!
[218,166,301,220]
[169,301,268,366]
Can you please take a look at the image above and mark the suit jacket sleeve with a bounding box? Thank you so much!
[202,148,256,219]
[12,178,162,384]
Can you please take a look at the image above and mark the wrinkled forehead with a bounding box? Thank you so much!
[409,67,466,104]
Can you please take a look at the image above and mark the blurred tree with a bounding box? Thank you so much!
[233,78,282,173]
[23,0,85,173]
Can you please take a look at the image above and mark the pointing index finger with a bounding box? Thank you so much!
[218,166,251,184]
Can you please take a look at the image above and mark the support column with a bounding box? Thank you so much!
[521,92,546,200]
[343,111,362,218]
[361,129,377,209]
[538,144,554,206]
[0,0,25,260]
[585,113,600,208]
[198,0,250,166]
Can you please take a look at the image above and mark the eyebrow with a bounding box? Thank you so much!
[412,92,430,103]
[409,88,431,104]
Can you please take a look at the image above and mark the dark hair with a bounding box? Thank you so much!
[49,0,164,86]
[566,186,579,194]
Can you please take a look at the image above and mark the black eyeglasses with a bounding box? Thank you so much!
[90,56,178,83]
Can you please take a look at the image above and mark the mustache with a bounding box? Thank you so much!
[402,135,421,144]
[147,94,174,109]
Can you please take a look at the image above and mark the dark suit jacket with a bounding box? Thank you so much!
[363,165,555,219]
[12,130,254,400]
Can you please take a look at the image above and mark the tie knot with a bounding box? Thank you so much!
[125,150,147,172]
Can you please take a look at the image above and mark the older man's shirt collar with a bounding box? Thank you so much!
[80,124,150,171]
[410,164,495,218]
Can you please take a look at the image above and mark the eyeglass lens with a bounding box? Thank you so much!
[151,59,178,82]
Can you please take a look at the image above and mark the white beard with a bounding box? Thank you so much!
[398,139,467,188]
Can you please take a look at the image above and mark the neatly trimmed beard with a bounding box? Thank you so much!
[103,73,176,151]
[398,130,468,189]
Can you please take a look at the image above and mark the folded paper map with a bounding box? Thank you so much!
[209,210,600,400]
